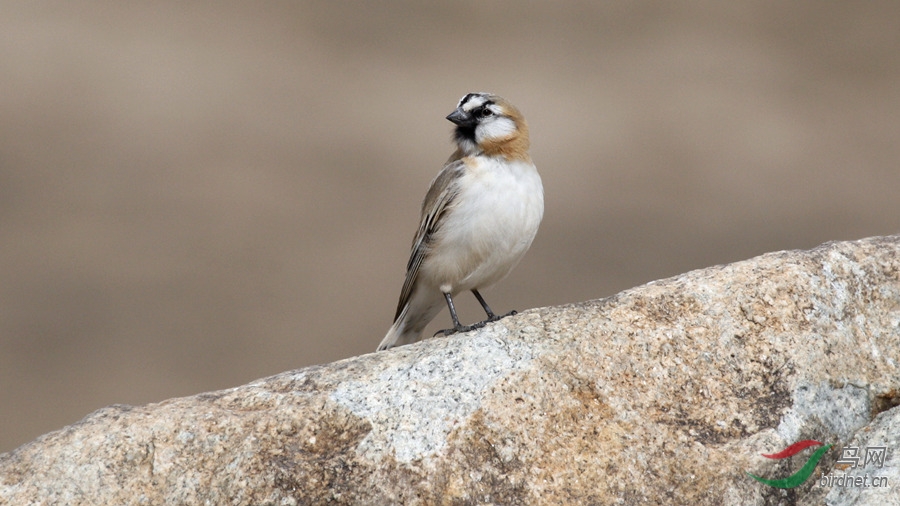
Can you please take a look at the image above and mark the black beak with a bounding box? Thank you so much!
[446,108,476,127]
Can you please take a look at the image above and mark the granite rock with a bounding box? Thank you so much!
[1,236,899,505]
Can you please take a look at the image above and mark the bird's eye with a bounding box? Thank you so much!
[478,108,494,118]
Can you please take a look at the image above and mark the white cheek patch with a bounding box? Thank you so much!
[476,117,516,143]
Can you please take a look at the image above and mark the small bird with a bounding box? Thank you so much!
[377,92,544,351]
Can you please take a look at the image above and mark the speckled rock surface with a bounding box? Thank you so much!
[1,236,899,505]
[818,407,900,506]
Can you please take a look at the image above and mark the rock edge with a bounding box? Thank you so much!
[2,236,899,505]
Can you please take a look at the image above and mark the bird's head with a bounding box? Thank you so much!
[447,92,529,160]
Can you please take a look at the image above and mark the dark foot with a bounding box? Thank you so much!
[433,320,486,337]
[484,309,517,323]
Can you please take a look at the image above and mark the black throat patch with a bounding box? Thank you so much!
[453,125,477,144]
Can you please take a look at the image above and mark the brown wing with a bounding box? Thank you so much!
[394,157,467,321]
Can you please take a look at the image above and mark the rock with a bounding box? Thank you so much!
[818,407,900,506]
[1,236,898,505]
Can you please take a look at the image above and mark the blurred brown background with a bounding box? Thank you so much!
[2,1,899,453]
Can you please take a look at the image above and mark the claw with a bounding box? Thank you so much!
[433,320,487,338]
[482,309,517,324]
[435,292,517,338]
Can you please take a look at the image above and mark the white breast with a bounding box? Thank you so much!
[423,157,544,293]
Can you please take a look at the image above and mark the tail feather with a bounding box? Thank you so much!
[377,322,418,351]
[377,306,421,351]
[377,291,445,351]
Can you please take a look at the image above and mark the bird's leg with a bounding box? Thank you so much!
[434,292,485,337]
[471,289,496,320]
[472,289,517,323]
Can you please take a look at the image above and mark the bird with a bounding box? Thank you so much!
[377,92,543,351]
